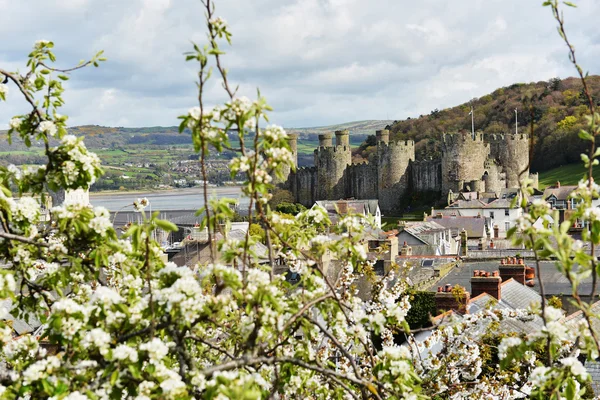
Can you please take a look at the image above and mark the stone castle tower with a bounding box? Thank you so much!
[315,131,352,200]
[376,130,414,212]
[286,129,531,214]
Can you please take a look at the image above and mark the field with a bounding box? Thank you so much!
[537,163,589,188]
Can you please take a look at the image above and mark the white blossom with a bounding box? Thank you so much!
[39,120,57,137]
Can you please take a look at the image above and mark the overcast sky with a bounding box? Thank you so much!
[1,0,599,129]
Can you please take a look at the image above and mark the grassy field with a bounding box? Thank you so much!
[537,163,589,188]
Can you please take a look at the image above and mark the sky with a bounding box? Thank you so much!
[1,0,599,129]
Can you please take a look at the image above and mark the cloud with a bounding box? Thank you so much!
[1,0,599,129]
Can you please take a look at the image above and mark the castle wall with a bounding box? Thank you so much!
[441,133,489,196]
[292,167,317,207]
[346,162,378,200]
[377,140,414,213]
[410,159,442,193]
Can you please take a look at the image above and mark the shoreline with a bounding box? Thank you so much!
[89,186,243,198]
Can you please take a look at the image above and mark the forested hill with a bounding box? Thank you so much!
[379,76,600,172]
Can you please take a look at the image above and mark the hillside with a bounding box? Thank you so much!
[357,76,600,173]
[0,120,389,169]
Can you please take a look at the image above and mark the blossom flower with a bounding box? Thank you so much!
[133,197,150,212]
[34,39,50,49]
[38,120,57,137]
[0,83,8,98]
[189,106,201,120]
[560,357,589,381]
[9,117,21,129]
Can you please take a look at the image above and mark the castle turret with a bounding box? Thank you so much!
[315,131,351,200]
[318,132,333,148]
[335,129,350,147]
[376,129,390,145]
[377,139,414,213]
[482,159,503,196]
[441,132,489,196]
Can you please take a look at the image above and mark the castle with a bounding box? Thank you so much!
[281,129,537,214]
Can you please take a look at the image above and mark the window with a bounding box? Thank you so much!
[505,222,510,232]
[490,212,495,219]
[505,209,509,216]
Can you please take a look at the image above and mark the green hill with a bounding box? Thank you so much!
[361,76,600,173]
[537,163,588,188]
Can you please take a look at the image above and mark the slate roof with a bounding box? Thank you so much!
[543,185,577,201]
[425,216,486,238]
[315,200,379,216]
[403,221,448,236]
[433,261,594,296]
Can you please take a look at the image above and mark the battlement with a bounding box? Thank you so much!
[287,133,299,140]
[376,129,390,144]
[379,139,415,150]
[483,132,528,142]
[315,145,351,155]
[442,132,485,145]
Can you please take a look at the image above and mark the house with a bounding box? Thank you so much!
[396,221,457,255]
[441,195,523,239]
[425,214,487,240]
[313,199,381,229]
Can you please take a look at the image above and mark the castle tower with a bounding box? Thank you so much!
[502,134,529,188]
[482,159,503,195]
[377,138,414,213]
[376,129,389,145]
[441,132,490,196]
[484,133,529,188]
[315,131,351,200]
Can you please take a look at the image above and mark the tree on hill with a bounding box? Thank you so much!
[357,76,600,172]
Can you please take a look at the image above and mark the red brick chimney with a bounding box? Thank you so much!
[471,270,502,300]
[435,284,470,315]
[499,258,526,284]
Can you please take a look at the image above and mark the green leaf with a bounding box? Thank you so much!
[155,219,178,232]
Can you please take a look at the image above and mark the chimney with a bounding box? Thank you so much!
[460,229,468,257]
[471,270,502,300]
[400,241,412,256]
[499,259,526,284]
[435,284,470,315]
[337,201,348,215]
[556,181,561,188]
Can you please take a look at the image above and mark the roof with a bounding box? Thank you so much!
[543,185,577,201]
[425,216,486,238]
[314,199,379,216]
[433,260,594,296]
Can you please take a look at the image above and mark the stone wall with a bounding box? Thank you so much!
[292,167,317,207]
[315,144,351,201]
[441,133,489,196]
[484,133,529,188]
[346,162,378,200]
[410,159,441,193]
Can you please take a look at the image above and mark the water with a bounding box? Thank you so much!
[89,186,248,212]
